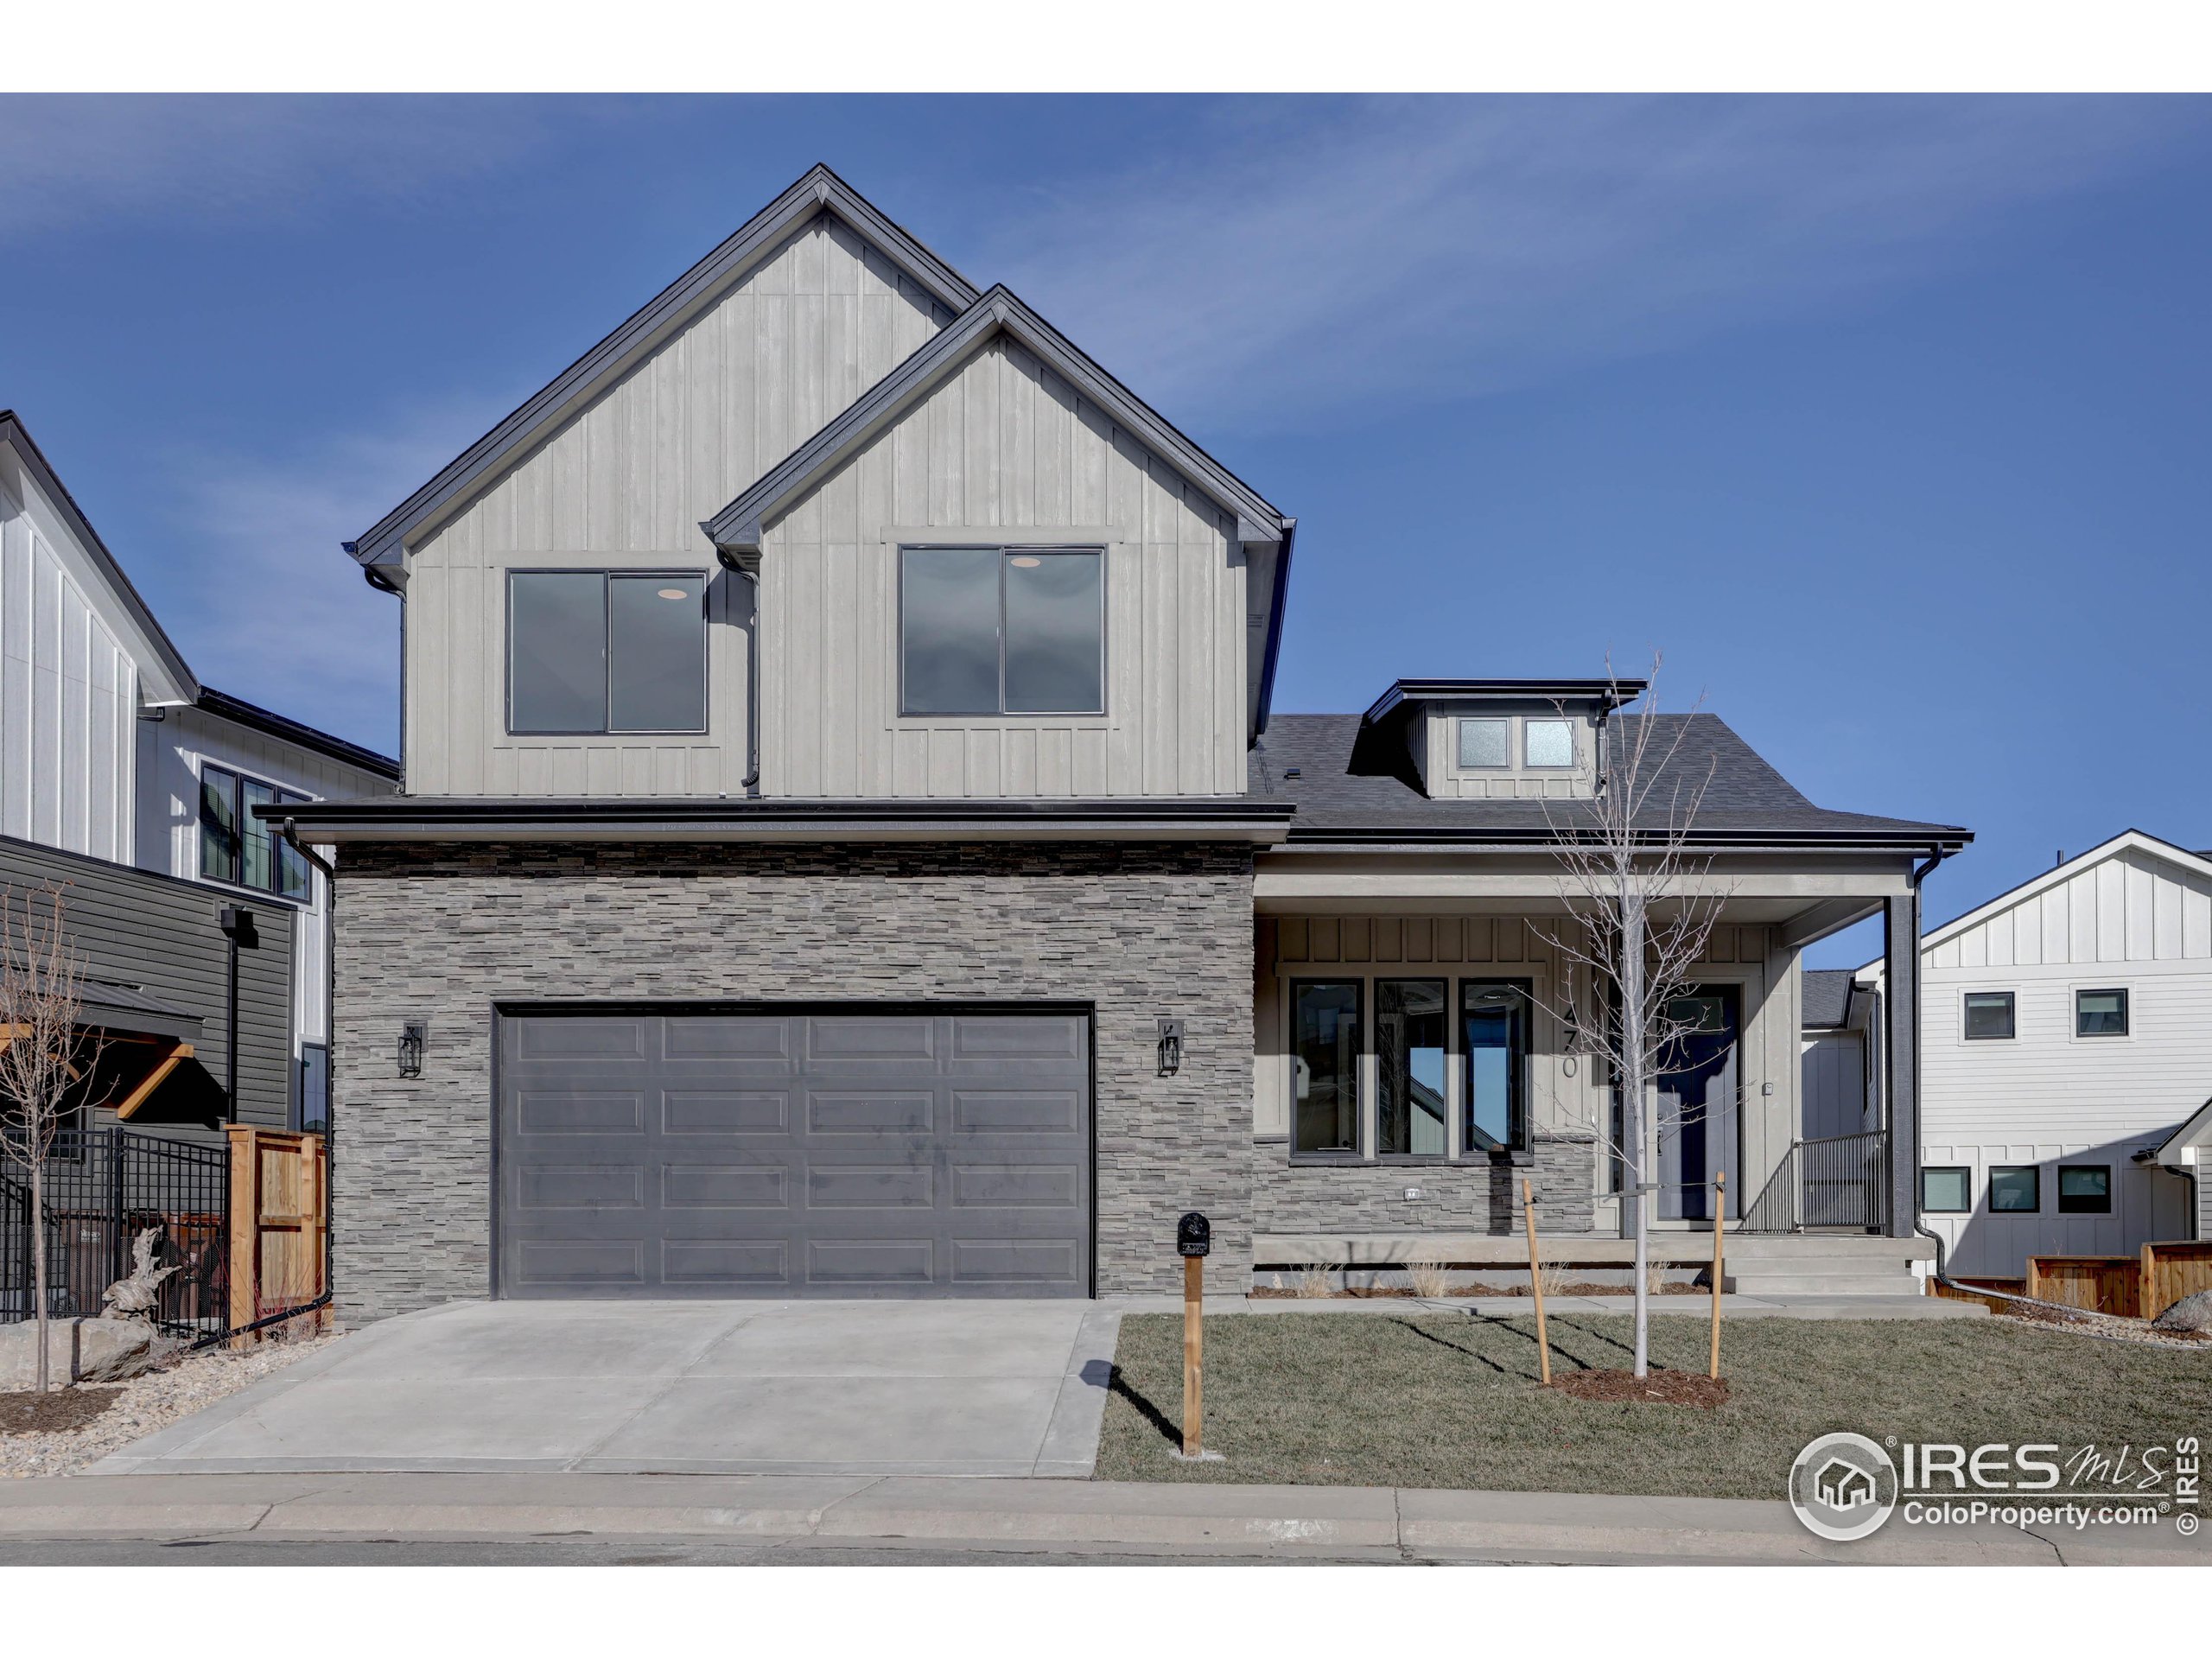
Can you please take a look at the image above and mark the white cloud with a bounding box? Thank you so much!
[0,94,573,235]
[986,96,2199,430]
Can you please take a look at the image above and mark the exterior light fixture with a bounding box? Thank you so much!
[1156,1017,1185,1077]
[397,1020,428,1078]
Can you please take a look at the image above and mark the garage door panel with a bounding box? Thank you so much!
[518,1163,646,1211]
[664,1239,790,1286]
[805,1090,936,1135]
[807,1237,936,1285]
[498,1010,1089,1299]
[662,1090,790,1134]
[951,1239,1082,1283]
[511,1018,649,1061]
[949,1014,1084,1063]
[515,1090,647,1135]
[804,1016,936,1063]
[662,1017,791,1062]
[514,1239,647,1288]
[662,1163,791,1210]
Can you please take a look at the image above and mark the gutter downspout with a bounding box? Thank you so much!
[282,819,340,1328]
[1903,844,1973,1291]
[741,567,760,791]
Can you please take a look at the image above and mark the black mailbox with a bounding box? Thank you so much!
[1177,1211,1211,1258]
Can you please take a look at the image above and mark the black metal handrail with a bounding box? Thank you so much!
[1741,1130,1886,1233]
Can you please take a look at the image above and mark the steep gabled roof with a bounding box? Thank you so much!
[1910,830,2212,961]
[701,284,1290,555]
[345,164,982,576]
[0,410,199,704]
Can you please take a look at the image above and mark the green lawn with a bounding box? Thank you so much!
[1094,1312,2209,1498]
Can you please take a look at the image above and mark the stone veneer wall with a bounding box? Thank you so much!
[1251,1134,1599,1247]
[331,840,1254,1321]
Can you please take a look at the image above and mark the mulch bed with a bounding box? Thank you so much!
[1548,1368,1730,1408]
[0,1386,122,1436]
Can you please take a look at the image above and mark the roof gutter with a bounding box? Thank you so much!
[1275,827,1974,855]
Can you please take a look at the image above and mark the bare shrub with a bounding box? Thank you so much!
[1404,1259,1452,1299]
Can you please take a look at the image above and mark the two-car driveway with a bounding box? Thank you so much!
[98,1300,1122,1478]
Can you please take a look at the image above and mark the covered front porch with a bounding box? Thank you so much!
[1246,851,1929,1280]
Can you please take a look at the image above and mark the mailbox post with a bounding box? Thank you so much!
[1177,1211,1211,1458]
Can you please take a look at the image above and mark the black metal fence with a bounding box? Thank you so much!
[0,1128,230,1339]
[1741,1130,1887,1233]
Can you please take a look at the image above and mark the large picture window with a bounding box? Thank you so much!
[507,570,707,734]
[1462,979,1530,1153]
[1376,980,1447,1157]
[900,546,1104,715]
[199,766,310,899]
[1291,981,1362,1157]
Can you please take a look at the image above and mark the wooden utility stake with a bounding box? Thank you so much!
[1182,1254,1205,1457]
[1522,1178,1550,1386]
[1708,1171,1726,1380]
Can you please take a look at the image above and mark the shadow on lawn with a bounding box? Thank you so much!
[1108,1364,1184,1449]
[1391,1313,1677,1377]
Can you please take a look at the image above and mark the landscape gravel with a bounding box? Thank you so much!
[0,1331,342,1478]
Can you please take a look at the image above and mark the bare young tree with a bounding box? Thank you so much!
[1533,656,1732,1378]
[0,885,103,1392]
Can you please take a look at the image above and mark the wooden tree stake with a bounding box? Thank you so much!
[1182,1253,1205,1457]
[1709,1170,1726,1380]
[1522,1177,1550,1386]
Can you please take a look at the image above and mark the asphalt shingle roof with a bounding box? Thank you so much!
[1250,713,1967,845]
[1801,969,1860,1029]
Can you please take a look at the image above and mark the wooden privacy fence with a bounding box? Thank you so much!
[2024,1255,2139,1317]
[2141,1240,2212,1319]
[226,1128,327,1342]
[2024,1242,2212,1320]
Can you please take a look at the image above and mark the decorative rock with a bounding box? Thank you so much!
[0,1317,183,1390]
[2150,1289,2212,1333]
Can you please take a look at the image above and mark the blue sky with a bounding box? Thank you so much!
[2,94,2207,960]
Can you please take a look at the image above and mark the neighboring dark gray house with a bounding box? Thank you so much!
[0,410,398,1131]
[295,166,1970,1322]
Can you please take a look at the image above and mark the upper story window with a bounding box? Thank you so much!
[507,570,707,735]
[1962,991,2015,1040]
[899,546,1103,716]
[2075,988,2129,1037]
[200,766,311,900]
[1523,718,1575,768]
[1457,718,1509,768]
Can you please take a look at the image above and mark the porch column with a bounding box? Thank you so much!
[1881,890,1920,1238]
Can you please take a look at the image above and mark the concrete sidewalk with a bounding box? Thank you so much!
[0,1471,2192,1564]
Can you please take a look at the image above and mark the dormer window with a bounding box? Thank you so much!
[900,545,1104,716]
[1524,719,1575,768]
[1456,718,1508,768]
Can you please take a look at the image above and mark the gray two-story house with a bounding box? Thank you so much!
[288,167,1968,1321]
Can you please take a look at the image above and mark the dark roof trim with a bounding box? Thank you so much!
[702,285,1288,556]
[1362,678,1649,725]
[197,688,400,780]
[0,411,200,702]
[1254,518,1296,736]
[2153,1096,2212,1165]
[259,796,1295,846]
[79,980,203,1042]
[1277,824,1972,853]
[345,165,981,573]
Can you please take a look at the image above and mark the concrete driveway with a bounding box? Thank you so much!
[97,1300,1122,1479]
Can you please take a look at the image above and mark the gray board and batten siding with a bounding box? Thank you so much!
[0,833,296,1131]
[495,1007,1093,1299]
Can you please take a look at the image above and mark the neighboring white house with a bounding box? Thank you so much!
[1,410,398,1128]
[1834,830,2212,1281]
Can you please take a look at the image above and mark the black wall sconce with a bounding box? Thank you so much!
[1156,1017,1185,1077]
[397,1020,428,1078]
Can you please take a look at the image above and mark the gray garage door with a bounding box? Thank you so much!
[495,1009,1091,1299]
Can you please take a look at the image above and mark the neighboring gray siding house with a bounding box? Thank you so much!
[0,411,398,1130]
[1845,831,2212,1281]
[297,166,1969,1320]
